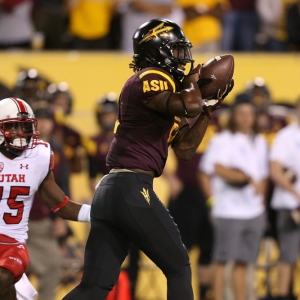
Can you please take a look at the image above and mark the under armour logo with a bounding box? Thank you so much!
[20,164,29,169]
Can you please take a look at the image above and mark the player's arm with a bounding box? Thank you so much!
[38,171,90,222]
[147,72,203,118]
[270,160,300,199]
[170,112,212,160]
[147,67,220,159]
[214,164,250,186]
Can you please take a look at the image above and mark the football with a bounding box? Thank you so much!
[199,54,234,100]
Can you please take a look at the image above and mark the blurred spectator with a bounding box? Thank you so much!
[178,0,229,52]
[269,98,300,300]
[220,0,259,51]
[87,92,119,192]
[120,0,184,52]
[245,78,291,253]
[0,0,34,49]
[0,81,13,99]
[255,0,287,52]
[286,0,300,51]
[26,104,70,300]
[245,77,273,137]
[199,96,268,300]
[32,0,69,49]
[13,68,51,106]
[48,82,86,173]
[66,0,120,50]
[165,118,217,300]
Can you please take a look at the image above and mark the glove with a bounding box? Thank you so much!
[202,79,234,118]
[205,78,235,111]
[197,77,213,88]
[189,64,202,75]
[221,79,234,100]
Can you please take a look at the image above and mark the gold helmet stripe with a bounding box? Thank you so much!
[139,22,173,44]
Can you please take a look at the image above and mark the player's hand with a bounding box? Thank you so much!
[220,79,234,100]
[203,79,234,112]
[197,78,213,88]
[189,64,202,76]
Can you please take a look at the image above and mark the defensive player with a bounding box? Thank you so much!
[64,18,233,300]
[0,97,91,300]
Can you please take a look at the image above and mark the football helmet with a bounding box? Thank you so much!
[245,77,271,113]
[48,82,73,115]
[95,92,119,130]
[0,98,39,156]
[132,18,194,80]
[13,68,51,105]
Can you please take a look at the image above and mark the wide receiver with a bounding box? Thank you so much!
[0,97,91,300]
[64,18,233,300]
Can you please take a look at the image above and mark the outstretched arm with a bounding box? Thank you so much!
[38,171,90,222]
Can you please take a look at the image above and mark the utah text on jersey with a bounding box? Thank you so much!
[0,142,53,243]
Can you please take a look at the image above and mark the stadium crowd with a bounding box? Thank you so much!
[0,0,300,52]
[1,1,300,300]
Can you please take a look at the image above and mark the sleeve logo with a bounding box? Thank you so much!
[143,80,169,92]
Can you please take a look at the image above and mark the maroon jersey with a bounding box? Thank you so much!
[88,131,113,178]
[107,67,181,177]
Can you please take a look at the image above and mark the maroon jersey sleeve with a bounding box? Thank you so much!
[106,67,179,177]
[138,67,176,105]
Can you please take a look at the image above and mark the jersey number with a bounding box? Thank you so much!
[0,186,30,224]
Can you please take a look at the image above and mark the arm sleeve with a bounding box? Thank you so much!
[138,69,176,105]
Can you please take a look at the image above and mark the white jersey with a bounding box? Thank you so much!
[270,123,300,209]
[0,141,52,243]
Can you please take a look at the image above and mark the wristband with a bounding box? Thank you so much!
[51,196,69,213]
[78,204,91,222]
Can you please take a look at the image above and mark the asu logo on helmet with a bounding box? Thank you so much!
[131,18,194,80]
[139,22,174,44]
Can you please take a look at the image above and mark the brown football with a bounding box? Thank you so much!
[199,54,234,100]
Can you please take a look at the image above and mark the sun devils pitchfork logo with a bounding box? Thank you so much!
[0,162,3,173]
[139,22,173,44]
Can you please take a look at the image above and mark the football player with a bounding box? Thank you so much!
[87,92,119,192]
[64,18,233,300]
[0,97,91,300]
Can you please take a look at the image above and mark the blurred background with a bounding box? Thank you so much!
[1,0,300,299]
